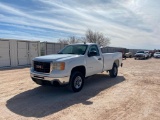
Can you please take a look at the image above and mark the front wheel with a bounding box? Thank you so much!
[69,72,84,92]
[109,64,118,78]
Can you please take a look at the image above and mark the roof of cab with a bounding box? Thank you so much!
[70,43,97,45]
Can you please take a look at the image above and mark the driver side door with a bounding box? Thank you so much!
[86,45,103,76]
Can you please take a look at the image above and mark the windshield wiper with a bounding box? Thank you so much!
[58,52,63,54]
[58,52,77,54]
[67,53,76,54]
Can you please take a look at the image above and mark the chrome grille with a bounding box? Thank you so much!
[34,61,50,73]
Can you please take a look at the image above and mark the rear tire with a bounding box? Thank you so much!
[109,64,118,78]
[69,71,84,92]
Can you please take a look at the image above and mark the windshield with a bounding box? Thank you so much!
[58,45,88,55]
[137,51,144,53]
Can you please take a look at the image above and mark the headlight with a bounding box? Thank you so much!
[51,62,65,71]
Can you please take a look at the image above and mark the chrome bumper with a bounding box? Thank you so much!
[30,73,69,85]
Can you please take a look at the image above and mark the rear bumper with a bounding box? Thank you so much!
[30,73,70,85]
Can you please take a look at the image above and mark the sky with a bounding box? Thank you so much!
[0,0,160,49]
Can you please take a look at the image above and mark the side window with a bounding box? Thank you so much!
[88,45,100,56]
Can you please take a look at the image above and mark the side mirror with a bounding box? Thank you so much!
[88,51,97,57]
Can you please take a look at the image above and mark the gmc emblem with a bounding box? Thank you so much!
[36,65,43,69]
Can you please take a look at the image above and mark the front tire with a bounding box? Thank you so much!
[109,64,118,78]
[69,72,84,92]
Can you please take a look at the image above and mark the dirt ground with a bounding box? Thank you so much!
[0,58,160,120]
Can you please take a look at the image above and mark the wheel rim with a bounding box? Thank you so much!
[74,76,82,89]
[114,67,117,75]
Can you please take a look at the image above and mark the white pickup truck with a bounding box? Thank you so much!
[30,43,122,92]
[134,51,148,60]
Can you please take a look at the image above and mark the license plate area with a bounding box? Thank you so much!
[34,75,44,79]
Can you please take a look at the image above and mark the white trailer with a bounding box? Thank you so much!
[0,38,40,68]
[41,42,68,56]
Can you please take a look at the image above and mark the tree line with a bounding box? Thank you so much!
[58,29,110,47]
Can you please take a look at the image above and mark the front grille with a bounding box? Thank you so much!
[136,55,143,57]
[34,61,50,73]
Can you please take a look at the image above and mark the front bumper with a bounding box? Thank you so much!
[154,56,160,58]
[30,73,70,85]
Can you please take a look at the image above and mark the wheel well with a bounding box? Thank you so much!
[71,66,86,77]
[114,60,119,67]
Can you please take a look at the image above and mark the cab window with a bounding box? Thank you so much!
[88,45,100,56]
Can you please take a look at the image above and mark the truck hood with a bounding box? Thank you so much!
[33,54,81,62]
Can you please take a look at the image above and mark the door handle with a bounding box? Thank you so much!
[98,58,101,60]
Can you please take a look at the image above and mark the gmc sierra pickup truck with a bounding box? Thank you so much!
[30,43,123,92]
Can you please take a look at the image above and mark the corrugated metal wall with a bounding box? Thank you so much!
[129,49,149,55]
[101,47,150,55]
[101,47,128,53]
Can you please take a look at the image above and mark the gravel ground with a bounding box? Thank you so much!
[0,58,160,120]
